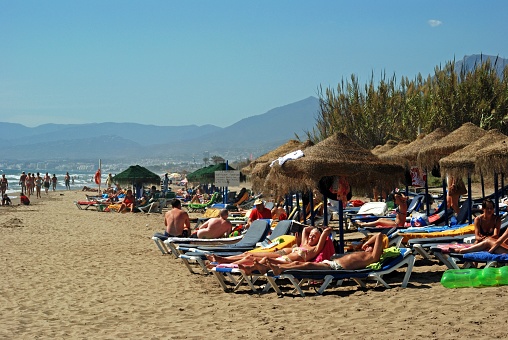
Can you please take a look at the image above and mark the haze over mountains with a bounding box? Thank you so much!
[1,96,320,162]
[2,54,506,163]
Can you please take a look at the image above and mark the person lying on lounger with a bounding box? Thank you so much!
[356,192,408,228]
[264,233,388,275]
[206,226,332,267]
[191,209,232,239]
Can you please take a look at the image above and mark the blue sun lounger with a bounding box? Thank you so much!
[264,248,415,297]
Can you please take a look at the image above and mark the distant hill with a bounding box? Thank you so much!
[454,54,507,78]
[0,96,320,161]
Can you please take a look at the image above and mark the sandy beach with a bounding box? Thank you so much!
[1,189,508,339]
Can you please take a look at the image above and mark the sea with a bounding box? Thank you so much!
[1,169,101,196]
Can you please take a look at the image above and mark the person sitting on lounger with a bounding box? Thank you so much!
[191,209,232,239]
[207,226,332,268]
[245,199,272,228]
[267,232,387,275]
[357,192,408,228]
[473,198,501,243]
[271,202,288,221]
[458,213,508,254]
[118,189,136,213]
[164,198,191,237]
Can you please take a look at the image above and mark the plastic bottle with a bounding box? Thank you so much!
[441,269,480,288]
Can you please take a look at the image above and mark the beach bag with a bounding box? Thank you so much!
[449,178,467,196]
[410,212,428,227]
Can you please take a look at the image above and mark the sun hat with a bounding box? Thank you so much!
[254,198,264,205]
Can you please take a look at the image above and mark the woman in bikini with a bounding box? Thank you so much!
[357,192,408,228]
[473,198,501,243]
[458,199,507,254]
[206,226,332,267]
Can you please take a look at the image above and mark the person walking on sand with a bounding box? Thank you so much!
[0,174,8,197]
[43,172,51,194]
[164,199,191,237]
[35,173,42,198]
[19,171,27,195]
[52,174,57,191]
[25,173,32,198]
[64,172,71,190]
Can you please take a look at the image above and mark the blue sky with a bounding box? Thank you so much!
[1,1,507,128]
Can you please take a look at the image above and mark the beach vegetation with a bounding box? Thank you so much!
[305,56,508,149]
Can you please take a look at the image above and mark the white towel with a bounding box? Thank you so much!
[270,150,304,167]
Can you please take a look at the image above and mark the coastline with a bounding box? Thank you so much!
[1,189,507,339]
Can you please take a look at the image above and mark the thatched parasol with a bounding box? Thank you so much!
[241,139,313,175]
[266,132,405,194]
[248,139,313,191]
[371,139,398,156]
[475,137,508,175]
[397,128,448,166]
[440,129,507,178]
[378,140,412,163]
[417,123,486,170]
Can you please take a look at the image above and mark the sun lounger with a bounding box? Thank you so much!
[264,248,415,297]
[178,220,271,274]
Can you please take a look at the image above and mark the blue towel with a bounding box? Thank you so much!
[463,251,508,262]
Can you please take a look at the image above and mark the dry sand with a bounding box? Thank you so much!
[1,189,508,339]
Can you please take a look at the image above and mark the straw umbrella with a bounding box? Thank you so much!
[113,165,161,198]
[371,139,398,156]
[440,129,507,221]
[418,123,486,222]
[475,137,508,212]
[242,139,312,175]
[249,139,313,192]
[267,132,406,252]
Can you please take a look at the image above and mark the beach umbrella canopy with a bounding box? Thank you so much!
[475,137,508,176]
[249,139,314,191]
[417,123,487,170]
[378,140,412,163]
[266,132,405,193]
[187,163,235,184]
[397,128,449,166]
[242,139,313,175]
[112,165,160,186]
[371,140,398,156]
[440,129,507,178]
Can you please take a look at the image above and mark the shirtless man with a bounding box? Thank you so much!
[193,209,232,239]
[267,232,387,275]
[164,199,191,237]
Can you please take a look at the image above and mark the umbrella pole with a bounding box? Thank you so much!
[425,168,430,216]
[295,192,300,222]
[481,174,485,198]
[338,201,344,254]
[309,190,314,226]
[495,172,500,216]
[322,194,328,226]
[443,178,449,225]
[467,174,472,224]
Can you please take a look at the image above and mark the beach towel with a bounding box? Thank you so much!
[366,246,401,270]
[270,150,304,167]
[313,238,335,262]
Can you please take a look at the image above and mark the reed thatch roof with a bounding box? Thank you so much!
[417,123,486,170]
[397,128,448,166]
[378,140,412,163]
[371,139,398,156]
[265,132,405,194]
[241,139,313,175]
[439,129,507,178]
[475,137,508,175]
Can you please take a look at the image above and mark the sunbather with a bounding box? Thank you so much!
[207,226,331,268]
[118,189,136,213]
[457,221,508,254]
[356,192,408,228]
[473,198,501,243]
[192,209,232,239]
[267,233,387,275]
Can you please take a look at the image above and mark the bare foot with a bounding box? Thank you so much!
[267,262,283,276]
[252,260,268,274]
[205,254,218,263]
[238,264,254,276]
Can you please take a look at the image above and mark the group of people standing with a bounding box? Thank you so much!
[17,171,72,199]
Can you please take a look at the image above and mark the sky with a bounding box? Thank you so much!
[1,1,507,128]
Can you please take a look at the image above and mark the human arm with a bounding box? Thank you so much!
[473,216,484,242]
[183,212,191,232]
[315,227,332,253]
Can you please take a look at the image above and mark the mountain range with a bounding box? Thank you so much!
[0,96,320,162]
